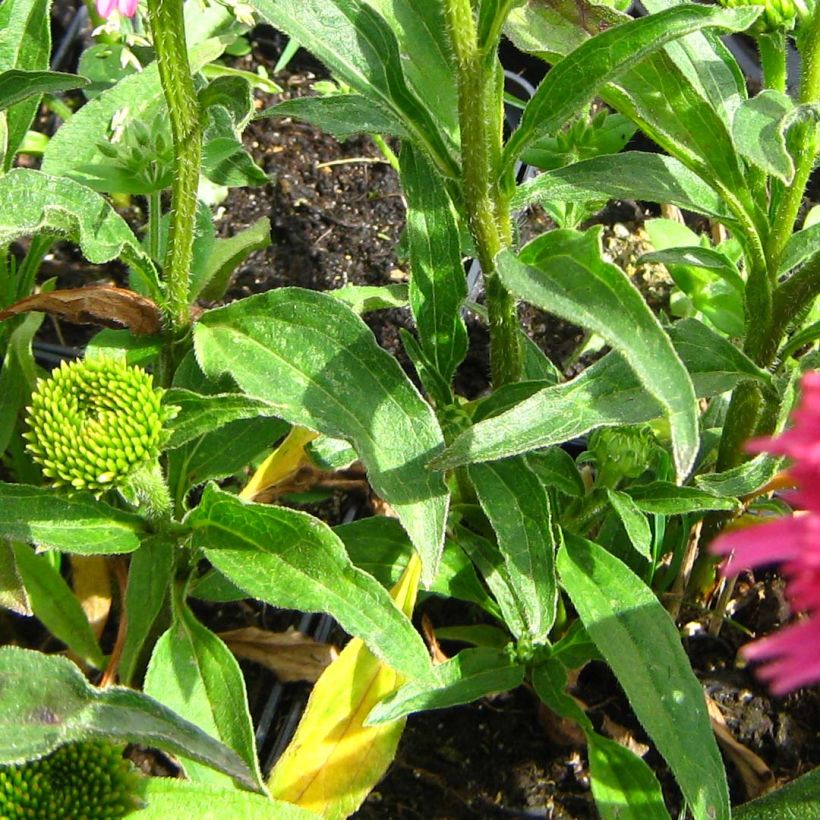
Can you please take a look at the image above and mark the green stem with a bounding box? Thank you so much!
[767,7,820,269]
[757,31,787,93]
[445,0,522,387]
[147,190,162,264]
[147,0,201,333]
[125,461,171,522]
[371,134,400,174]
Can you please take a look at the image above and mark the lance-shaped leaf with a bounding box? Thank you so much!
[513,153,733,222]
[12,543,105,669]
[557,535,730,820]
[779,221,820,275]
[248,0,458,177]
[502,4,759,171]
[0,69,88,111]
[732,90,797,184]
[194,287,448,584]
[0,647,261,791]
[400,143,467,385]
[262,94,408,140]
[433,318,766,470]
[605,489,652,560]
[368,647,524,724]
[0,483,143,554]
[0,540,29,615]
[144,590,263,790]
[163,389,277,449]
[269,553,423,819]
[469,459,558,641]
[0,169,159,299]
[497,228,698,481]
[187,484,430,678]
[624,482,738,515]
[0,0,51,169]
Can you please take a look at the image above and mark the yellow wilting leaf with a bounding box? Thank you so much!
[241,426,318,501]
[268,552,423,819]
[70,555,112,640]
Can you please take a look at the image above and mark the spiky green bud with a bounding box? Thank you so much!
[719,0,808,32]
[0,741,143,819]
[588,425,656,488]
[24,357,177,494]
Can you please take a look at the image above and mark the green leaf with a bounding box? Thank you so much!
[85,328,164,368]
[0,310,41,457]
[367,647,524,724]
[527,448,585,498]
[0,69,88,111]
[144,590,263,790]
[497,228,698,481]
[732,90,795,184]
[187,484,431,678]
[469,459,558,641]
[0,646,261,791]
[0,169,159,299]
[261,94,408,139]
[433,318,766,470]
[119,535,174,686]
[335,516,500,618]
[638,246,743,294]
[733,766,820,819]
[0,539,29,615]
[163,389,278,450]
[329,283,409,314]
[12,543,104,668]
[513,152,733,221]
[557,534,729,820]
[248,0,458,177]
[502,4,759,171]
[194,287,448,584]
[694,453,783,498]
[0,0,51,170]
[605,489,651,560]
[0,483,143,554]
[624,482,738,515]
[138,779,319,820]
[532,661,669,820]
[400,143,467,384]
[201,106,268,188]
[779,221,820,276]
[433,624,511,649]
[364,0,457,139]
[193,217,272,302]
[453,525,527,639]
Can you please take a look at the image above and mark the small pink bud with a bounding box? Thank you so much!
[96,0,139,19]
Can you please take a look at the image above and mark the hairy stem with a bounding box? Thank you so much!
[147,0,201,332]
[147,190,162,264]
[445,0,522,386]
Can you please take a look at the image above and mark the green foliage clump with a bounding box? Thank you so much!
[588,424,656,487]
[0,741,142,819]
[23,357,176,493]
[719,0,808,32]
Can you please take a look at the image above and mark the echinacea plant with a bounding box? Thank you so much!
[0,740,143,819]
[714,372,820,694]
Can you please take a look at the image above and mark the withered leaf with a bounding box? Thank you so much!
[0,286,162,335]
[218,626,337,683]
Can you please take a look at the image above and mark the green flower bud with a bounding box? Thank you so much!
[24,358,177,494]
[588,425,656,488]
[0,741,143,819]
[719,0,808,33]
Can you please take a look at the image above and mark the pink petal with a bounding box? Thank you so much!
[119,0,139,16]
[712,515,806,574]
[96,0,117,17]
[742,617,820,695]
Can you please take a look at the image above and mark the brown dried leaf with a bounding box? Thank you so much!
[218,626,337,683]
[70,555,112,641]
[601,714,650,758]
[420,613,449,665]
[0,286,162,335]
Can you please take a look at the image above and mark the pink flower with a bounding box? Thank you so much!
[97,0,139,18]
[713,372,820,695]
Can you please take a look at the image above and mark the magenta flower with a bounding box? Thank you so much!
[713,372,820,694]
[96,0,139,19]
